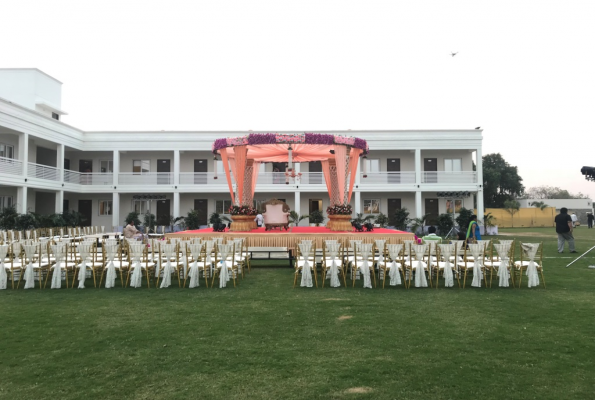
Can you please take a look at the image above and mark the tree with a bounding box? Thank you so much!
[524,185,589,199]
[436,213,454,237]
[391,208,410,231]
[503,199,520,227]
[483,153,525,208]
[530,201,549,210]
[455,207,474,230]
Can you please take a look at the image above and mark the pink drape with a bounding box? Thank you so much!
[321,159,333,204]
[219,150,235,205]
[251,161,261,200]
[232,146,248,205]
[333,146,348,204]
[347,148,362,202]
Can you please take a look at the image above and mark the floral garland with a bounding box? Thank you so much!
[228,205,257,216]
[212,132,369,155]
[326,204,353,216]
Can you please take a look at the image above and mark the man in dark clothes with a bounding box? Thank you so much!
[587,212,594,229]
[555,207,576,253]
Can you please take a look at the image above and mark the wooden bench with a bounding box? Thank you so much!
[248,246,294,267]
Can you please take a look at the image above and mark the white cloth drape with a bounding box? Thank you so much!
[50,244,66,289]
[469,243,484,288]
[218,243,233,288]
[412,244,428,288]
[77,244,93,289]
[523,243,540,288]
[494,243,511,287]
[299,242,313,287]
[23,244,37,289]
[326,242,341,287]
[104,244,118,289]
[358,243,373,289]
[0,245,8,290]
[160,244,175,288]
[386,244,403,286]
[438,244,455,287]
[129,243,144,288]
[187,243,203,288]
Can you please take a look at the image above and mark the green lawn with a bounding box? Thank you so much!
[1,228,595,399]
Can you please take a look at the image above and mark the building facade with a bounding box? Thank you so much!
[0,69,484,229]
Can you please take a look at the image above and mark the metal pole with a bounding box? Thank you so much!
[566,244,595,268]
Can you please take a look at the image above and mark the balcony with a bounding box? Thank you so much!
[422,171,476,184]
[119,172,173,185]
[64,171,113,185]
[360,172,416,184]
[0,156,23,175]
[179,172,224,185]
[28,162,59,181]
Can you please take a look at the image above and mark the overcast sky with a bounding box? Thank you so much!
[2,1,594,198]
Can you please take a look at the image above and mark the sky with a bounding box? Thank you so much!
[2,0,595,198]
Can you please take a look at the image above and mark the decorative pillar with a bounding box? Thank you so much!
[57,144,64,182]
[112,192,120,229]
[55,190,64,213]
[415,191,423,219]
[173,192,180,218]
[354,191,361,214]
[414,148,421,185]
[17,186,27,213]
[113,150,120,187]
[18,132,29,178]
[294,190,300,216]
[173,150,180,186]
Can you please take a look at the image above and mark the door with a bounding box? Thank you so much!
[193,199,208,226]
[156,199,170,226]
[309,199,322,213]
[157,159,171,184]
[425,198,439,226]
[424,158,437,183]
[78,200,92,227]
[387,158,400,183]
[387,198,402,223]
[79,160,92,172]
[272,162,286,184]
[309,161,322,184]
[64,159,70,170]
[63,199,69,213]
[194,159,207,184]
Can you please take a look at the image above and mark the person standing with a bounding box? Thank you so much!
[466,215,481,243]
[555,208,576,253]
[571,212,578,227]
[254,212,264,228]
[587,212,594,229]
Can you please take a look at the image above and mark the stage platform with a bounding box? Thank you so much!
[166,226,416,249]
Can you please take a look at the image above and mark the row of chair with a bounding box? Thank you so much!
[293,239,545,289]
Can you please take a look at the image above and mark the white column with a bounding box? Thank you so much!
[294,190,300,215]
[55,190,64,213]
[19,132,29,177]
[415,191,422,219]
[17,186,27,213]
[475,148,484,224]
[173,192,180,217]
[56,143,64,182]
[112,150,119,187]
[414,148,421,185]
[112,192,120,229]
[355,156,361,185]
[354,191,361,213]
[173,150,180,186]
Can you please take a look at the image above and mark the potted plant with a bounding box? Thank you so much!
[391,208,410,231]
[326,204,353,231]
[288,211,309,227]
[483,212,498,235]
[209,212,231,229]
[185,209,201,230]
[436,213,454,237]
[227,204,257,231]
[374,212,389,228]
[309,210,324,227]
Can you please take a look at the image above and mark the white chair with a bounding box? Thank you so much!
[435,244,458,288]
[322,241,344,288]
[0,244,9,290]
[459,243,487,288]
[406,244,429,288]
[21,243,39,289]
[127,242,154,288]
[514,242,545,289]
[185,241,211,288]
[212,243,237,288]
[157,243,179,288]
[294,241,317,288]
[379,243,405,288]
[353,243,375,289]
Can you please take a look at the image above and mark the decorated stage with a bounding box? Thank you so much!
[167,226,415,249]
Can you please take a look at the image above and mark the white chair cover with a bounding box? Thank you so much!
[299,242,313,288]
[178,241,191,277]
[218,243,233,288]
[12,242,21,263]
[187,243,203,288]
[522,243,540,288]
[494,243,511,287]
[0,244,8,290]
[374,239,386,265]
[23,244,38,289]
[386,244,403,286]
[326,242,341,288]
[50,243,67,289]
[129,243,145,288]
[498,240,514,246]
[159,243,176,288]
[104,244,118,289]
[438,244,455,287]
[469,243,484,287]
[412,244,428,288]
[77,243,93,289]
[357,243,373,289]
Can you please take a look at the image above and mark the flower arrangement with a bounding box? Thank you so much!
[275,133,304,143]
[228,205,257,216]
[326,204,353,215]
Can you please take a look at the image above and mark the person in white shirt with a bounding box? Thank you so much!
[571,212,578,227]
[254,213,264,228]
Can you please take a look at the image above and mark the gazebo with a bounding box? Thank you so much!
[212,132,369,231]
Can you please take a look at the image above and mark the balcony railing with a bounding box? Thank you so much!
[28,162,59,181]
[0,156,23,175]
[360,172,416,184]
[64,171,113,185]
[119,172,173,185]
[422,171,477,184]
[179,172,232,185]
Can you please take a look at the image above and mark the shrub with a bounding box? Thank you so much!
[391,208,410,231]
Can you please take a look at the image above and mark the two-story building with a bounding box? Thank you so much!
[0,68,484,230]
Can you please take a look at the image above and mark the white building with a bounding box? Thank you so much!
[0,68,484,229]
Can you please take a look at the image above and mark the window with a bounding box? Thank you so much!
[0,196,13,210]
[364,159,380,173]
[133,200,150,214]
[363,199,380,214]
[52,112,60,120]
[216,199,232,214]
[100,160,113,173]
[0,143,14,159]
[133,160,150,174]
[444,159,462,172]
[99,200,112,215]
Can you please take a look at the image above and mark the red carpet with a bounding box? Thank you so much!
[174,226,409,235]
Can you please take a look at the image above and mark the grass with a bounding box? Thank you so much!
[1,228,595,399]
